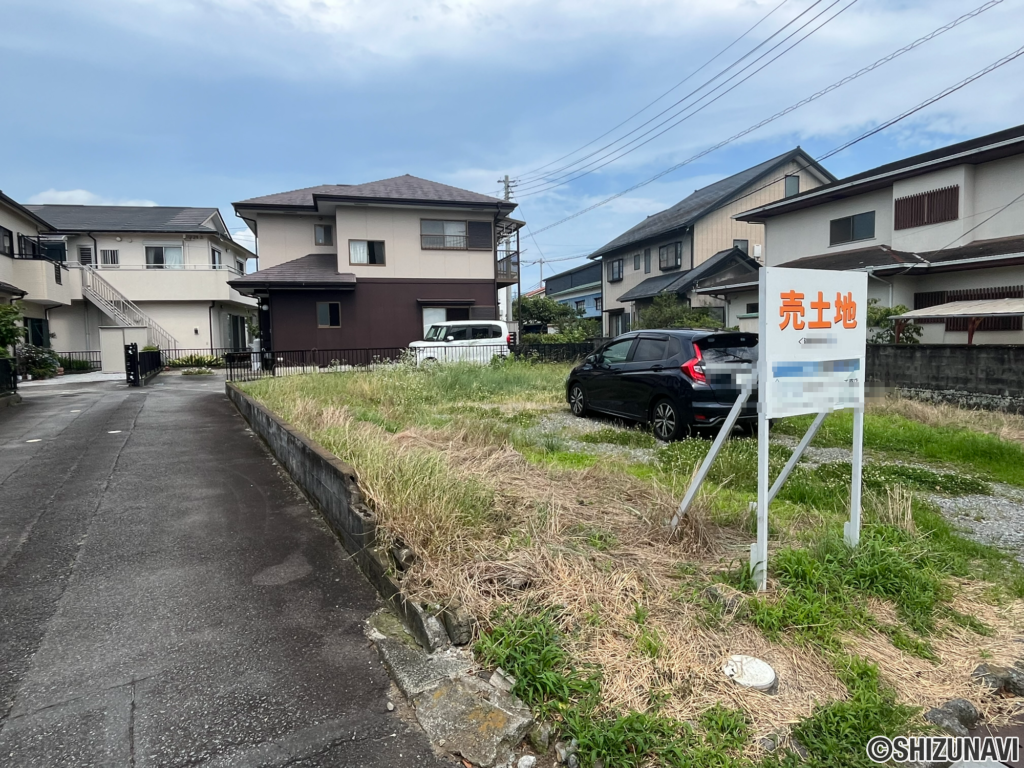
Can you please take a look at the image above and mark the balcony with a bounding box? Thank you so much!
[496,249,519,286]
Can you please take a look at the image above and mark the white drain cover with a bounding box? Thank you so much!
[722,655,776,691]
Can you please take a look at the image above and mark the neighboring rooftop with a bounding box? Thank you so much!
[545,261,602,296]
[589,149,834,260]
[616,247,758,302]
[229,253,357,292]
[0,189,57,231]
[26,205,223,234]
[776,235,1024,273]
[737,122,1024,221]
[235,175,514,209]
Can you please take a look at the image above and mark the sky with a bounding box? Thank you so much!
[3,0,1023,290]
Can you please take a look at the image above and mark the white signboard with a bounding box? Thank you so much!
[759,267,868,418]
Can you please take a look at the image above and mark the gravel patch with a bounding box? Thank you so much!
[928,493,1024,563]
[527,410,667,463]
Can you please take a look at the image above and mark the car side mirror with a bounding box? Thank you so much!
[445,336,454,342]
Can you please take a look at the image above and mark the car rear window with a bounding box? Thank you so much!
[696,334,758,363]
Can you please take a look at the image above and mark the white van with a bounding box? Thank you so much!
[409,320,512,365]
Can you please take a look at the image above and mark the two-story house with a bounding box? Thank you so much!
[735,123,1024,344]
[18,205,257,353]
[589,149,835,336]
[229,175,521,350]
[544,262,602,320]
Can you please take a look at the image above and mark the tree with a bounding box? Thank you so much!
[0,302,26,356]
[513,295,600,340]
[866,298,921,343]
[635,293,723,330]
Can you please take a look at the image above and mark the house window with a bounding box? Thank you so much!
[746,302,759,314]
[349,240,385,265]
[659,242,682,270]
[607,259,623,282]
[608,312,630,336]
[316,302,341,327]
[784,175,800,198]
[733,239,749,254]
[26,318,49,347]
[421,220,466,249]
[315,224,333,246]
[894,185,959,230]
[829,211,875,246]
[145,245,184,269]
[595,297,602,312]
[235,258,245,274]
[633,253,640,270]
[0,226,12,256]
[18,235,40,258]
[575,300,586,313]
[211,248,222,269]
[78,246,93,265]
[100,249,119,267]
[644,248,651,274]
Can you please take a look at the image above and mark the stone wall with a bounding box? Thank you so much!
[866,344,1024,413]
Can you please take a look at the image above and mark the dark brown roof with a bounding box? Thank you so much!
[229,254,357,292]
[777,236,1024,273]
[738,122,1024,221]
[235,175,513,210]
[0,280,26,297]
[590,149,834,259]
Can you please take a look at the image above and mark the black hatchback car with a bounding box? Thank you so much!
[565,329,758,441]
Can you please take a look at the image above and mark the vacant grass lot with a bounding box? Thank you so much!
[240,362,1024,768]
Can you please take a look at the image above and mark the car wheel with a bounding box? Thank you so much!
[651,399,685,442]
[568,383,587,417]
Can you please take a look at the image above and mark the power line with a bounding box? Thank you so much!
[516,0,851,194]
[515,0,794,183]
[935,187,1024,254]
[525,0,1006,236]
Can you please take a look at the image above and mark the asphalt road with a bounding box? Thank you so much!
[0,373,450,767]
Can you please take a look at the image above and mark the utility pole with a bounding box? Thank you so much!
[498,175,518,327]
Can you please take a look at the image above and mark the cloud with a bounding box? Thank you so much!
[27,189,158,206]
[232,227,256,251]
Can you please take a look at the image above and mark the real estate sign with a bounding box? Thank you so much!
[760,267,867,418]
[751,267,869,589]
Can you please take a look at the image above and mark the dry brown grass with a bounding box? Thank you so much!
[871,394,1024,444]
[264,388,1024,743]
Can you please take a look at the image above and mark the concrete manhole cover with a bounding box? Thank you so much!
[722,655,776,691]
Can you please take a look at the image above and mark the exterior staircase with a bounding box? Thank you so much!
[79,266,179,350]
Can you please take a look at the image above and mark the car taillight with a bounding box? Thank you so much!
[681,344,706,383]
[506,334,511,345]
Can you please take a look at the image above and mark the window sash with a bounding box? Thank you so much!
[421,219,470,249]
[830,212,875,246]
[100,249,119,267]
[316,302,341,327]
[733,239,748,254]
[315,224,333,246]
[643,248,650,274]
[0,227,12,255]
[607,259,623,282]
[211,248,222,269]
[784,175,800,198]
[659,242,681,270]
[350,240,385,265]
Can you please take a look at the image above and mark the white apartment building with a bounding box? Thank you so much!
[0,195,256,356]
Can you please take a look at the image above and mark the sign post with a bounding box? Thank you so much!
[753,267,868,590]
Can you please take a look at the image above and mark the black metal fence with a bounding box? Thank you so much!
[125,344,163,387]
[225,342,600,383]
[0,358,15,394]
[57,351,102,373]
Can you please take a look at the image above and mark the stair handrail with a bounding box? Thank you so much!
[79,266,179,350]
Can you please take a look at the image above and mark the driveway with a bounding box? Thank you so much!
[0,373,451,767]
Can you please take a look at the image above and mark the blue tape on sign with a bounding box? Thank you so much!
[772,358,861,378]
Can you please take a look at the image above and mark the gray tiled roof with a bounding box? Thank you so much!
[25,205,220,233]
[616,248,756,302]
[778,236,1024,272]
[229,254,356,291]
[235,175,511,208]
[591,149,831,259]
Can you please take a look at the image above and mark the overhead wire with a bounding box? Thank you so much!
[515,0,852,194]
[516,0,794,182]
[524,0,1008,236]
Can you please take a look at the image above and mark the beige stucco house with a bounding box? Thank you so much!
[230,175,521,351]
[589,149,835,335]
[733,123,1024,344]
[1,194,256,356]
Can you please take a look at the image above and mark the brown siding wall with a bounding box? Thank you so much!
[269,279,498,350]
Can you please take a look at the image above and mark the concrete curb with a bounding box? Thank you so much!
[225,382,448,651]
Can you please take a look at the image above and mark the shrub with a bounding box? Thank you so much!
[167,353,223,368]
[16,344,59,379]
[181,367,215,376]
[58,356,94,372]
[142,344,160,352]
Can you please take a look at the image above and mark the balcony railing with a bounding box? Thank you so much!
[497,250,519,282]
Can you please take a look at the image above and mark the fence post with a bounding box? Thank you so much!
[125,343,140,387]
